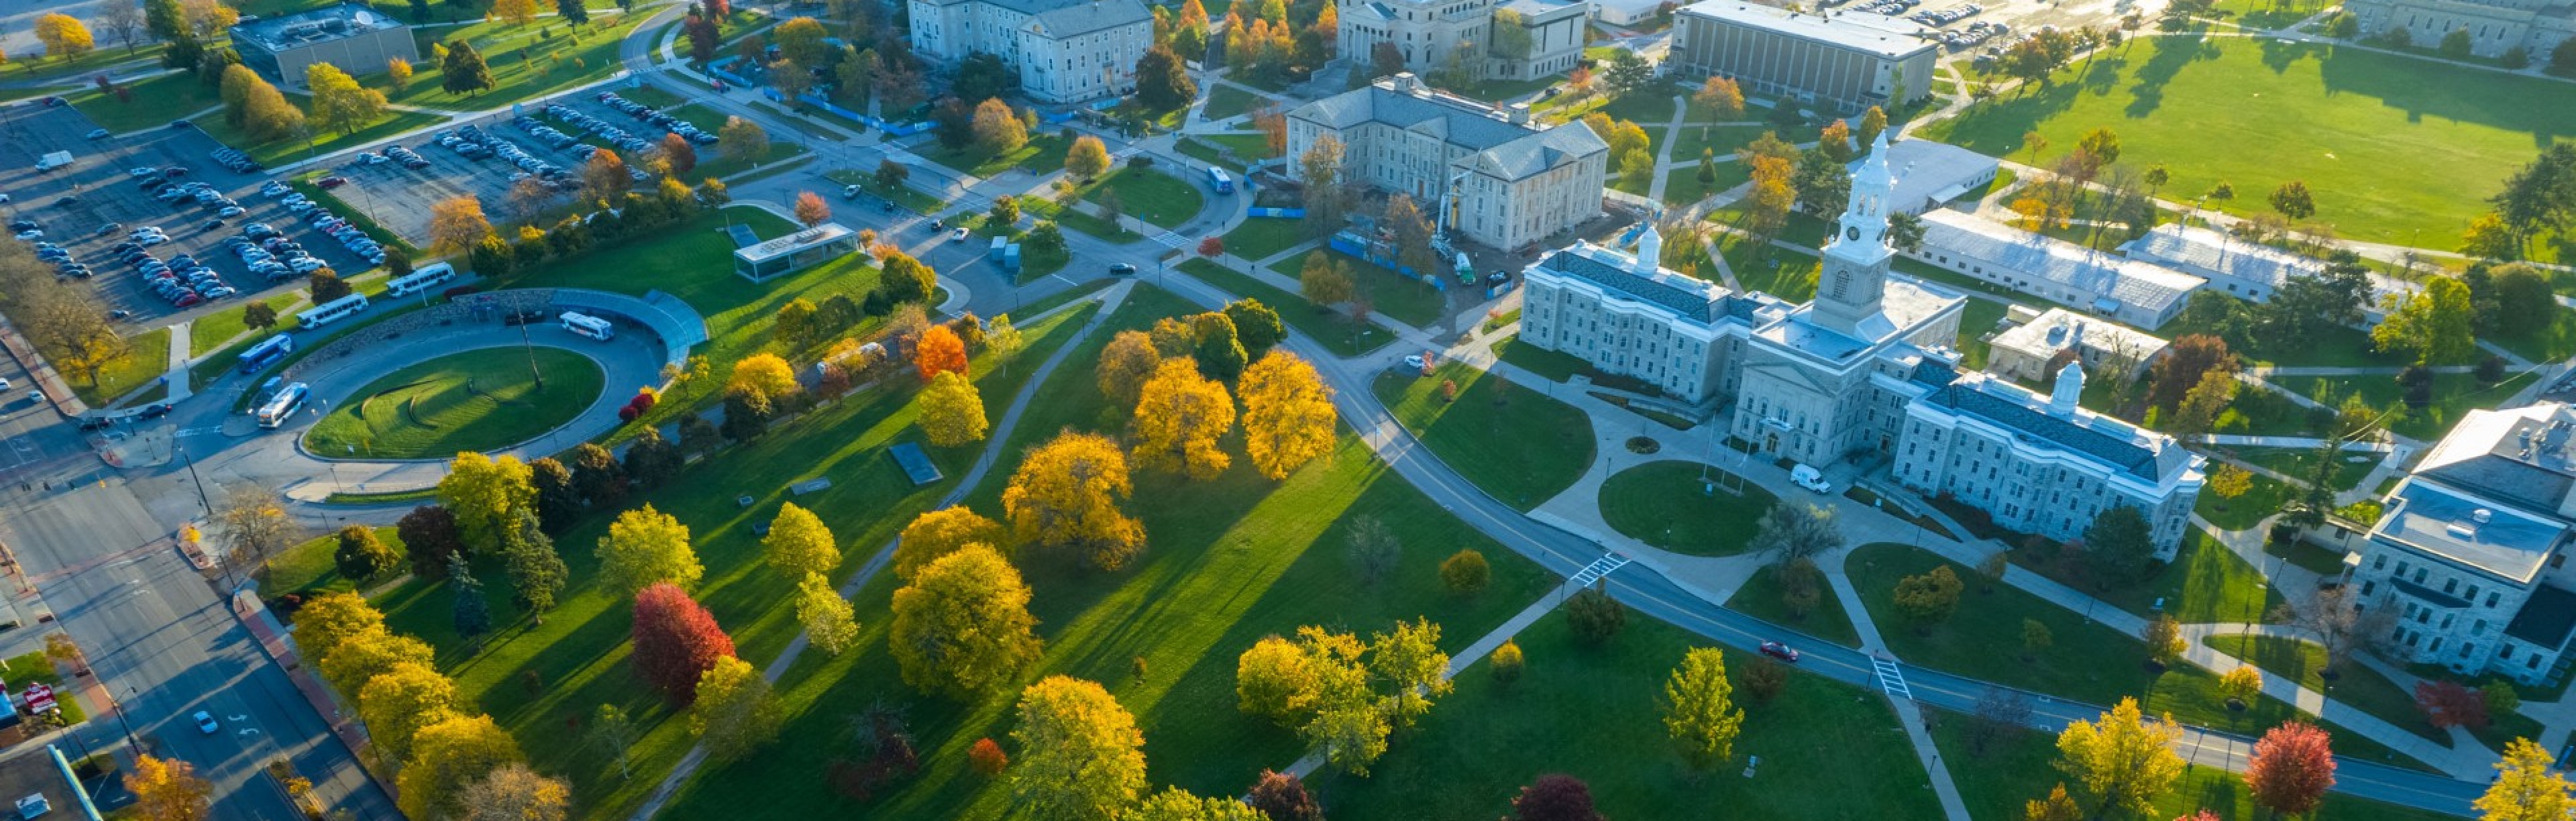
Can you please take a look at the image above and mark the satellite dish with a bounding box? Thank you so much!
[352,9,376,24]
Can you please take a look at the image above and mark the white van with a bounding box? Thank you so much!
[1790,464,1832,494]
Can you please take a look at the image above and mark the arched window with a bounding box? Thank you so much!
[1829,269,1851,299]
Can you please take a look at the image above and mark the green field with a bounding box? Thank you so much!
[1597,460,1781,556]
[2202,633,2448,745]
[924,131,1072,178]
[2271,370,2539,441]
[302,347,605,459]
[191,294,301,357]
[1082,166,1205,229]
[68,71,226,133]
[62,327,169,408]
[264,526,407,598]
[1920,36,2576,243]
[1267,248,1448,329]
[1320,611,1940,820]
[1198,85,1277,121]
[193,108,449,167]
[382,13,647,110]
[1175,258,1393,357]
[2005,529,2279,624]
[372,303,1102,820]
[1372,362,1596,510]
[1219,218,1311,262]
[1725,563,1862,648]
[657,288,1556,819]
[1927,706,2449,821]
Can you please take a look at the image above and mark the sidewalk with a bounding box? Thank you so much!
[1822,561,1974,821]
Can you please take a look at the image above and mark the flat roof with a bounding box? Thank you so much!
[1676,0,1937,59]
[232,3,405,52]
[1869,139,1998,212]
[2373,478,2569,584]
[1989,307,2169,362]
[734,223,856,264]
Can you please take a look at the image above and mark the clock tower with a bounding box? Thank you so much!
[1811,131,1897,335]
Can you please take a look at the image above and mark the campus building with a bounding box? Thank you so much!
[1906,210,2206,330]
[1984,307,2169,384]
[230,4,419,91]
[2118,223,2418,310]
[1519,225,1790,404]
[906,0,1154,103]
[2349,402,2576,685]
[1666,0,1937,113]
[2344,0,2574,60]
[1334,0,1588,83]
[734,224,860,281]
[1285,73,1609,252]
[1892,363,2206,559]
[1864,139,2000,215]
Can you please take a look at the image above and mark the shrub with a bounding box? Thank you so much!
[1439,549,1490,596]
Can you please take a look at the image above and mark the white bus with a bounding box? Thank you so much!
[256,382,310,429]
[296,294,370,330]
[383,262,457,297]
[561,311,614,341]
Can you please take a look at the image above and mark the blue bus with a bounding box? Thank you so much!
[1208,168,1234,194]
[235,333,294,374]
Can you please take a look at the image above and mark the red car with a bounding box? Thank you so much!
[317,176,349,189]
[1758,641,1800,663]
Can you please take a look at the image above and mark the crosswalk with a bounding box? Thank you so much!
[1149,231,1188,250]
[1568,554,1629,588]
[1872,656,1912,700]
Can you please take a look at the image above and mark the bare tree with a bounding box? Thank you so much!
[102,2,148,53]
[217,485,295,581]
[1961,686,2035,757]
[2268,585,2396,672]
[1752,502,1844,567]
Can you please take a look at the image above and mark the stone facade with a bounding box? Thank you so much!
[1335,0,1586,82]
[907,0,1153,103]
[2347,0,2574,59]
[1892,365,2204,558]
[1667,0,1937,113]
[1285,74,1608,251]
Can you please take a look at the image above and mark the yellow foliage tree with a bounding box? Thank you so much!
[761,502,839,580]
[428,195,495,256]
[319,626,434,696]
[1002,432,1146,570]
[305,62,388,134]
[795,572,860,655]
[890,545,1043,696]
[32,14,92,60]
[490,0,537,25]
[1130,359,1235,480]
[358,663,460,762]
[728,353,801,404]
[1096,330,1162,411]
[128,755,213,821]
[918,370,990,447]
[2054,698,2184,820]
[691,656,784,761]
[397,714,526,821]
[595,504,704,595]
[1239,351,1335,480]
[893,506,1004,581]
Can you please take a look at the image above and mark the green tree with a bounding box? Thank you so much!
[499,507,567,620]
[2269,180,2316,220]
[1662,647,1746,770]
[890,545,1044,696]
[1011,676,1148,820]
[1369,618,1450,726]
[760,502,839,580]
[2372,275,2477,364]
[447,552,491,641]
[594,505,704,596]
[441,40,495,96]
[333,525,400,583]
[1892,565,1964,631]
[2083,506,2157,584]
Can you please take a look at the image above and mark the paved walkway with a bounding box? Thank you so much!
[1823,562,1974,821]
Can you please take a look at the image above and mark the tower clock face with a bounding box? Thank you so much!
[1846,226,1860,241]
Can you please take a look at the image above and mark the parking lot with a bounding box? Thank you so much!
[0,101,378,329]
[1823,0,2153,57]
[328,85,718,246]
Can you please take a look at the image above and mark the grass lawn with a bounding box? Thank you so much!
[1371,362,1595,511]
[1198,85,1275,121]
[1670,124,1768,162]
[2148,297,2406,369]
[2007,529,2280,624]
[384,13,645,109]
[193,109,449,168]
[1489,335,1667,396]
[1173,138,1245,173]
[370,302,1102,821]
[1220,218,1311,263]
[2224,444,2376,492]
[1320,610,1940,820]
[2197,468,2294,531]
[2486,305,2576,364]
[1267,249,1447,329]
[1204,133,1277,160]
[1661,160,1749,207]
[1955,296,2011,370]
[189,294,300,357]
[923,131,1072,178]
[1850,543,2424,770]
[823,169,945,215]
[62,327,169,408]
[0,652,85,726]
[2271,370,2538,441]
[1717,232,1822,303]
[1082,166,1205,229]
[1175,258,1392,357]
[1926,706,2451,821]
[657,287,1554,819]
[301,346,605,459]
[69,72,223,133]
[1725,563,1862,649]
[262,526,405,598]
[1597,460,1780,556]
[1,46,167,87]
[2202,634,2448,745]
[1917,36,2576,244]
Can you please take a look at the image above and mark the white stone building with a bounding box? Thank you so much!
[1893,364,2206,558]
[1985,307,2169,384]
[1668,0,1937,113]
[1335,0,1587,83]
[1285,74,1609,252]
[2345,0,2573,59]
[906,0,1153,103]
[2349,403,2576,685]
[1519,225,1790,404]
[1907,211,2206,330]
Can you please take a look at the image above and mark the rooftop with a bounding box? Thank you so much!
[1917,372,2194,482]
[2373,477,2569,584]
[1864,139,1998,213]
[1989,307,2170,363]
[1289,75,1608,181]
[1018,0,1152,37]
[1532,240,1746,325]
[2119,223,2324,290]
[733,223,856,264]
[1756,277,1962,362]
[231,3,405,52]
[1676,0,1939,58]
[1919,210,2205,318]
[2412,403,2576,514]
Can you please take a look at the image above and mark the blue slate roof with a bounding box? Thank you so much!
[1537,247,1729,323]
[1921,380,2163,480]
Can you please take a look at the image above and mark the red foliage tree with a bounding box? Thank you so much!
[2171,812,2221,821]
[1246,769,1322,821]
[1198,237,1224,257]
[2414,680,2490,730]
[912,325,969,382]
[1511,774,1603,821]
[630,583,737,707]
[2149,334,2238,410]
[2244,720,2336,819]
[967,738,1008,777]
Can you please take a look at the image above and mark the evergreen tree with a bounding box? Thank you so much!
[500,507,568,621]
[449,552,492,641]
[555,0,590,25]
[442,41,496,96]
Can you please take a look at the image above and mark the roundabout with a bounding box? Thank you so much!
[302,347,606,460]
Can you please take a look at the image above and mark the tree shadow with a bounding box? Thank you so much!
[2123,34,2223,120]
